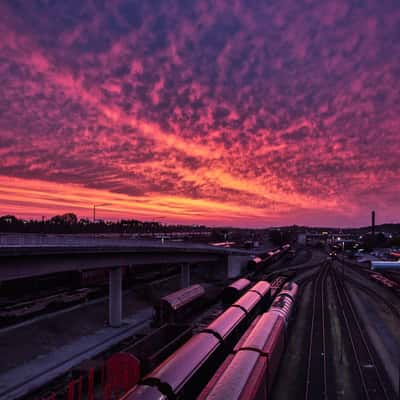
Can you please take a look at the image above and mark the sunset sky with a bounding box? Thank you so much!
[0,1,399,227]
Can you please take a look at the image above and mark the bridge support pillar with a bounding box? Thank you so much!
[180,264,191,288]
[109,267,122,327]
[227,255,249,278]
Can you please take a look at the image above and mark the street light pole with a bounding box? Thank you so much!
[342,241,345,283]
[93,203,111,223]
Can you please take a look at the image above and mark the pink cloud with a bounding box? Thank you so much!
[0,0,399,227]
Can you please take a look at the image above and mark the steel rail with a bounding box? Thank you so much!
[331,268,394,400]
[304,261,330,400]
[342,274,400,320]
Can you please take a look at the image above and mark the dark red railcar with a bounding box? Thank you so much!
[198,315,262,399]
[281,244,291,252]
[155,284,206,324]
[117,323,193,376]
[247,256,265,270]
[198,312,286,400]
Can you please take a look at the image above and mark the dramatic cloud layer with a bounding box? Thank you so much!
[0,0,399,226]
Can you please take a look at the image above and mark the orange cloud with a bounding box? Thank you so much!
[0,1,399,227]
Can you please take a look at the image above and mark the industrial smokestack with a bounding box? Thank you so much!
[371,210,375,237]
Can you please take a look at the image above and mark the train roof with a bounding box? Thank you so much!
[203,350,259,399]
[161,284,205,310]
[145,332,220,394]
[239,312,283,354]
[205,307,246,340]
[227,278,251,291]
[249,280,271,297]
[280,281,298,296]
[232,291,262,314]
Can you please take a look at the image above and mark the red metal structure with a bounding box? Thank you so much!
[104,353,140,398]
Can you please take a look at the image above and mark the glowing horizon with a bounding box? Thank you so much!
[0,1,399,228]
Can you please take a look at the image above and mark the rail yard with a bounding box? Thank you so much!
[0,243,399,400]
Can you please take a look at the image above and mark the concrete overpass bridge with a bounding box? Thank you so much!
[0,234,259,326]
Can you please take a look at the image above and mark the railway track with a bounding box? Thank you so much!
[331,267,397,400]
[334,256,400,299]
[304,261,332,400]
[341,273,400,320]
[0,271,181,328]
[330,256,399,319]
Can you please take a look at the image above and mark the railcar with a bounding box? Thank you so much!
[280,244,291,253]
[198,281,298,400]
[115,323,193,377]
[198,313,285,400]
[269,281,298,326]
[154,284,206,324]
[246,280,272,311]
[247,256,264,270]
[220,278,251,306]
[269,276,288,298]
[247,244,290,273]
[268,249,281,258]
[247,253,277,272]
[198,315,262,399]
[121,281,271,400]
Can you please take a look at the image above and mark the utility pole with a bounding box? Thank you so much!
[342,241,345,283]
[339,240,345,366]
[93,203,111,223]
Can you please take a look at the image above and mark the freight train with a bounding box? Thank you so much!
[199,281,298,400]
[122,280,297,400]
[247,244,291,272]
[154,284,207,324]
[121,281,271,399]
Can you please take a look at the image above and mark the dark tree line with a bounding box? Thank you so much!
[0,214,209,234]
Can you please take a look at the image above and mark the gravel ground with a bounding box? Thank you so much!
[326,274,359,399]
[349,284,400,395]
